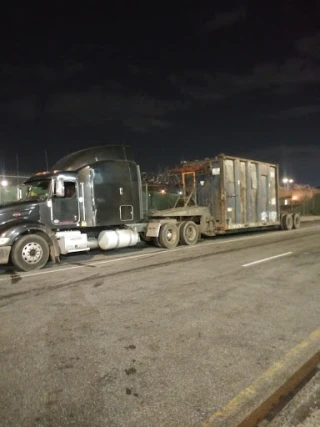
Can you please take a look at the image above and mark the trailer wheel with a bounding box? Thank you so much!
[281,213,293,231]
[158,223,179,249]
[11,234,50,272]
[180,221,199,245]
[292,213,301,229]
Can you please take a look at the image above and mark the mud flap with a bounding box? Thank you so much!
[49,236,61,264]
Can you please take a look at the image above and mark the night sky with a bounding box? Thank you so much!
[1,1,319,185]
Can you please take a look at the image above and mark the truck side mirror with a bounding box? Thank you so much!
[55,180,65,198]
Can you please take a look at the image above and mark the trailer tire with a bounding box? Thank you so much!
[282,213,293,231]
[158,223,179,249]
[11,234,50,272]
[180,221,199,245]
[292,213,301,229]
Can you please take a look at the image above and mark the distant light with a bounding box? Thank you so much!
[160,189,166,194]
[1,180,8,187]
[178,191,183,195]
[282,177,294,185]
[200,181,205,186]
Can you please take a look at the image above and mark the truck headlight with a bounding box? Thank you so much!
[0,237,10,245]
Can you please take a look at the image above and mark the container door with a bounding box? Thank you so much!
[240,161,247,223]
[259,175,268,221]
[224,159,236,225]
[268,167,278,222]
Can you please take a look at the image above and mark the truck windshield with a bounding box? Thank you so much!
[25,180,51,201]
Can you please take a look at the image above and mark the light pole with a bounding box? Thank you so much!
[0,179,9,204]
[282,177,294,190]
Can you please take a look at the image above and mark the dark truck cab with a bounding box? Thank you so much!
[0,145,143,271]
[0,179,62,270]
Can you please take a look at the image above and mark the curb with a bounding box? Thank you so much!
[300,216,320,222]
[202,328,320,427]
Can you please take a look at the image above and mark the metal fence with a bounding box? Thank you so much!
[0,173,30,204]
[294,193,320,215]
[280,186,320,216]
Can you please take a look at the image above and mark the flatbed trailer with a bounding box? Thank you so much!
[141,154,300,248]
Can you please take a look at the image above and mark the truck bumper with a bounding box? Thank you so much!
[0,246,11,265]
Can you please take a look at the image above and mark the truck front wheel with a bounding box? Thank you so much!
[11,234,50,272]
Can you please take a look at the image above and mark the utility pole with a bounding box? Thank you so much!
[44,150,49,171]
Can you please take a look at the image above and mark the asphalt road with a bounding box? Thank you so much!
[0,223,320,427]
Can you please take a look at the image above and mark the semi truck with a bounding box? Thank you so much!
[0,145,300,271]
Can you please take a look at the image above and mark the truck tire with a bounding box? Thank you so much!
[140,233,154,245]
[179,221,199,245]
[158,223,179,249]
[11,234,50,272]
[152,237,163,248]
[281,213,293,231]
[292,213,301,229]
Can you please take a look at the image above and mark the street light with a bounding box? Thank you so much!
[0,179,9,204]
[282,178,294,184]
[282,177,294,190]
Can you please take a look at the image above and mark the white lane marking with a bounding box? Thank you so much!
[242,252,292,267]
[0,224,314,283]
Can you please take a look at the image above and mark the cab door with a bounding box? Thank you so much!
[51,180,80,225]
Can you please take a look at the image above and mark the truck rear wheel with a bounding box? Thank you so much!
[158,223,179,249]
[140,233,154,246]
[11,234,50,272]
[179,221,199,245]
[152,237,163,248]
[281,213,293,231]
[292,213,301,229]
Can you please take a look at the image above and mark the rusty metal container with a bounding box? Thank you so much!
[174,154,281,232]
[199,155,280,231]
